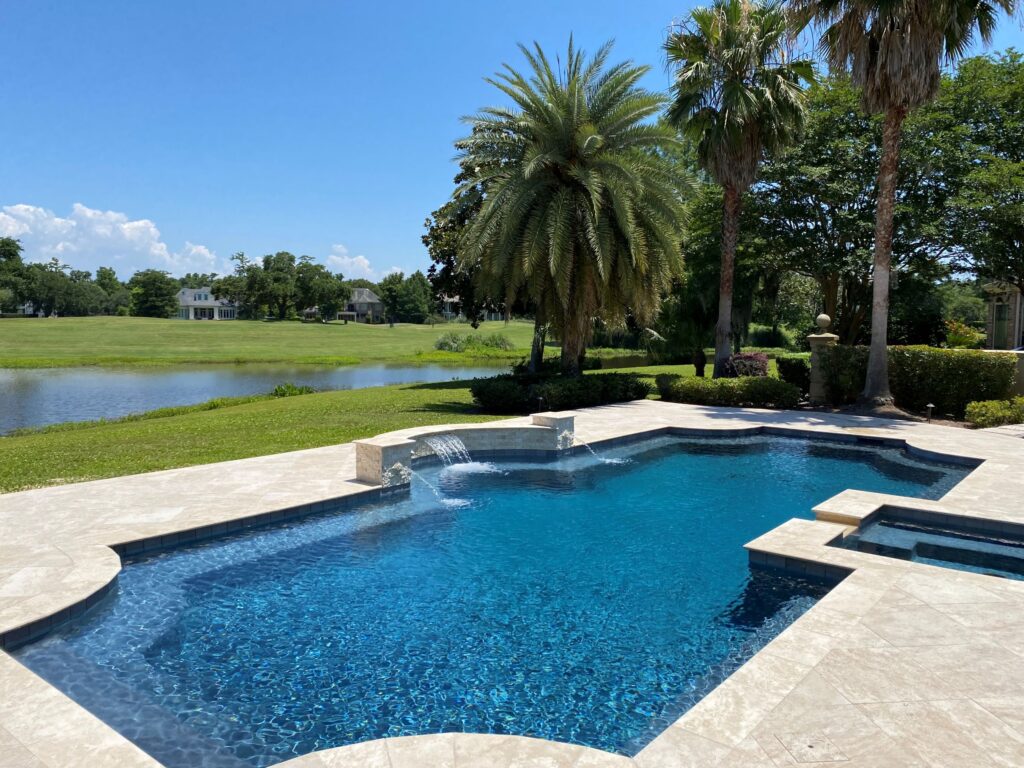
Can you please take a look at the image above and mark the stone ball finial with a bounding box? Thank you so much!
[816,313,832,331]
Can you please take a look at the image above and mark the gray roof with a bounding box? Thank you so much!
[177,287,234,308]
[350,288,382,304]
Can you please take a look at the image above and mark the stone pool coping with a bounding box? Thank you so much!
[1,400,1023,767]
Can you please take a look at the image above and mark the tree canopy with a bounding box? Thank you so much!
[666,0,813,375]
[457,38,693,373]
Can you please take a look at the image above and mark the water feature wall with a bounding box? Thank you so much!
[423,435,472,465]
[353,411,576,488]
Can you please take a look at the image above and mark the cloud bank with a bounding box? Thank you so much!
[0,203,221,277]
[325,244,401,281]
[0,204,408,283]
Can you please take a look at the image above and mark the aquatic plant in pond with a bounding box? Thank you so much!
[15,435,969,767]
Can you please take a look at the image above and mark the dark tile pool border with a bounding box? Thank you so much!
[854,504,1024,545]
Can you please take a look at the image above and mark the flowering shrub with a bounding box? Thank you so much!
[726,352,769,377]
[944,319,985,349]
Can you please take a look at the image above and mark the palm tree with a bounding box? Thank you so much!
[457,39,693,375]
[792,0,1016,404]
[666,0,814,378]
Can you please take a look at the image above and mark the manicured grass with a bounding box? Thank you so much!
[0,381,498,491]
[0,316,542,367]
[0,365,696,492]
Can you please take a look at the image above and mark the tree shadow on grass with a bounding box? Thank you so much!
[411,402,488,416]
[402,378,502,417]
[403,379,484,391]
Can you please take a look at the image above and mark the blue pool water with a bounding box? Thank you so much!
[14,435,969,767]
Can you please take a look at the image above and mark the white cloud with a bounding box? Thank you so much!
[0,203,221,276]
[326,243,401,281]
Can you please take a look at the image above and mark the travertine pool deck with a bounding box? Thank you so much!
[1,401,1023,767]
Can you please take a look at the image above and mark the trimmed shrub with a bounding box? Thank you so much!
[478,332,515,351]
[468,375,533,414]
[535,373,651,411]
[470,373,650,414]
[656,374,800,409]
[776,354,811,395]
[727,352,769,377]
[747,324,795,349]
[270,382,315,397]
[702,346,792,360]
[434,331,515,353]
[510,356,602,376]
[965,397,1024,428]
[821,345,1017,418]
[889,347,1016,417]
[820,345,869,406]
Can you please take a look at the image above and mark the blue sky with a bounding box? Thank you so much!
[2,2,1021,281]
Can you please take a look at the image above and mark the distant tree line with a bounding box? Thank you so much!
[0,238,451,324]
[208,252,351,320]
[0,239,134,316]
[0,238,225,319]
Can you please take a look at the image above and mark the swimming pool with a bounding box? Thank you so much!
[13,435,969,767]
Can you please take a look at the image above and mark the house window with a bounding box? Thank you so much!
[218,307,236,320]
[177,307,190,319]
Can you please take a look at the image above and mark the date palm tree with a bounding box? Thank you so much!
[457,39,693,375]
[665,0,813,377]
[792,0,1016,404]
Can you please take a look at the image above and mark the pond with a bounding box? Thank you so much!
[0,364,504,433]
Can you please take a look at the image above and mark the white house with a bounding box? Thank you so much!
[176,287,237,320]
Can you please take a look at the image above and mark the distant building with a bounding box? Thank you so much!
[176,287,237,320]
[985,283,1023,350]
[438,294,504,323]
[340,288,384,323]
[440,294,461,320]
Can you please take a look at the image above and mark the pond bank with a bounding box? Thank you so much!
[0,363,506,433]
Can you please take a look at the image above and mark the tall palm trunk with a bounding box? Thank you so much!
[560,295,590,377]
[560,315,588,376]
[861,107,905,405]
[713,185,741,378]
[528,301,547,374]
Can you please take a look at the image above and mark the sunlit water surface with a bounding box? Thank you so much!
[15,435,969,767]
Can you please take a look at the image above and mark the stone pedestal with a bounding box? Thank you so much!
[808,314,839,406]
[354,436,416,488]
[531,411,577,451]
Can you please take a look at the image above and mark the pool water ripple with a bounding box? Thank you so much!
[15,436,969,767]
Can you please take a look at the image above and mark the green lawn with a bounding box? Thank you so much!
[0,365,696,492]
[0,316,544,367]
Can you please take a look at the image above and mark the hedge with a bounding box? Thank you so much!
[747,323,795,349]
[965,397,1024,428]
[470,373,651,414]
[776,354,811,395]
[655,374,800,409]
[821,345,1017,418]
